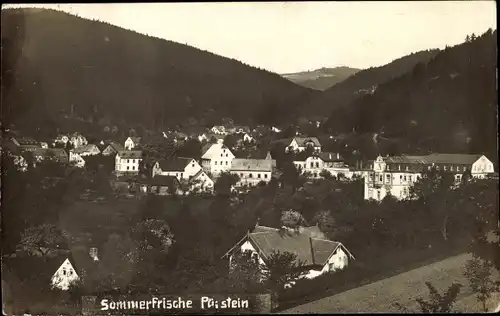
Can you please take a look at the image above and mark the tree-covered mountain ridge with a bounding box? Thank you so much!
[324,29,498,160]
[1,8,317,134]
[301,49,441,117]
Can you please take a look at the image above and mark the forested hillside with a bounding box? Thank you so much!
[302,49,440,117]
[325,29,497,160]
[1,8,316,136]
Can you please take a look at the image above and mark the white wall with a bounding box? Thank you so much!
[471,155,495,178]
[51,259,79,291]
[231,170,272,187]
[115,156,141,173]
[124,138,136,150]
[303,247,349,280]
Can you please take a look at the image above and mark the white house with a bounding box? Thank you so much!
[186,170,215,194]
[152,157,202,181]
[69,151,86,168]
[51,257,80,291]
[197,133,209,143]
[124,137,142,150]
[223,225,354,283]
[364,153,495,201]
[115,150,142,175]
[285,137,322,153]
[69,133,88,149]
[210,126,227,135]
[271,126,282,133]
[54,135,70,145]
[70,144,101,157]
[293,152,351,179]
[200,143,235,176]
[230,158,273,187]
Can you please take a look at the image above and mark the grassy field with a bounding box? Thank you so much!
[280,253,500,313]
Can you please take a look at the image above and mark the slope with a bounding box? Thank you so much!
[1,8,317,137]
[325,29,497,160]
[302,49,440,117]
[282,67,360,91]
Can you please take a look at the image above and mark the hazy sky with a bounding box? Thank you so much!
[2,2,497,74]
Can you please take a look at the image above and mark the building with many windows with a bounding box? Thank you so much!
[115,150,142,175]
[364,153,495,201]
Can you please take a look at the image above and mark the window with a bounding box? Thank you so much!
[127,166,129,170]
[249,173,253,178]
[63,269,67,276]
[226,154,228,157]
[240,173,243,177]
[226,161,228,166]
[386,174,390,181]
[132,166,135,171]
[264,174,268,179]
[69,270,73,276]
[379,175,383,182]
[329,263,335,272]
[310,163,314,168]
[221,154,223,157]
[400,175,403,181]
[315,162,319,168]
[214,161,217,165]
[403,175,407,181]
[258,174,261,178]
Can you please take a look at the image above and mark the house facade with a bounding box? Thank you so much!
[69,134,88,149]
[32,148,69,164]
[152,157,202,181]
[293,153,352,179]
[148,175,182,196]
[69,151,86,168]
[186,170,215,194]
[210,126,227,135]
[364,153,495,201]
[285,137,322,153]
[200,143,235,176]
[124,137,142,150]
[51,258,80,291]
[223,225,354,283]
[115,150,142,175]
[230,158,273,187]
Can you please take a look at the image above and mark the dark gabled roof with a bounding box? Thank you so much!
[230,158,273,172]
[117,150,142,158]
[32,148,68,158]
[150,175,179,187]
[294,137,322,147]
[157,157,194,171]
[71,144,100,154]
[224,225,354,267]
[106,142,124,152]
[12,136,39,146]
[384,153,484,165]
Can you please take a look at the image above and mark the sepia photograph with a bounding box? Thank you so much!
[1,1,498,314]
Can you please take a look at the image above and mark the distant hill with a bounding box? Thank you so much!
[301,50,440,117]
[281,67,360,91]
[1,8,317,137]
[324,29,497,160]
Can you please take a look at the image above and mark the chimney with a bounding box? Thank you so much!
[329,153,332,160]
[337,153,340,160]
[89,247,99,261]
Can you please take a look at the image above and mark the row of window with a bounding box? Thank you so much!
[214,161,229,166]
[119,159,140,163]
[236,172,269,179]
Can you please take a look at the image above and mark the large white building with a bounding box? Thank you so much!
[364,153,495,201]
[115,150,142,175]
[230,158,274,188]
[200,143,235,176]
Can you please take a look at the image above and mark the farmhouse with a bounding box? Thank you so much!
[69,133,88,149]
[210,125,227,135]
[230,158,273,187]
[283,137,322,153]
[124,137,142,150]
[68,151,86,168]
[186,169,215,194]
[223,225,354,282]
[364,153,495,201]
[148,175,181,196]
[200,143,235,176]
[115,150,142,175]
[102,142,124,156]
[152,157,202,181]
[10,136,40,152]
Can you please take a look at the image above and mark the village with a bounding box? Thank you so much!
[2,119,498,314]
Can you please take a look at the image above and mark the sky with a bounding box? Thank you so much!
[2,2,497,74]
